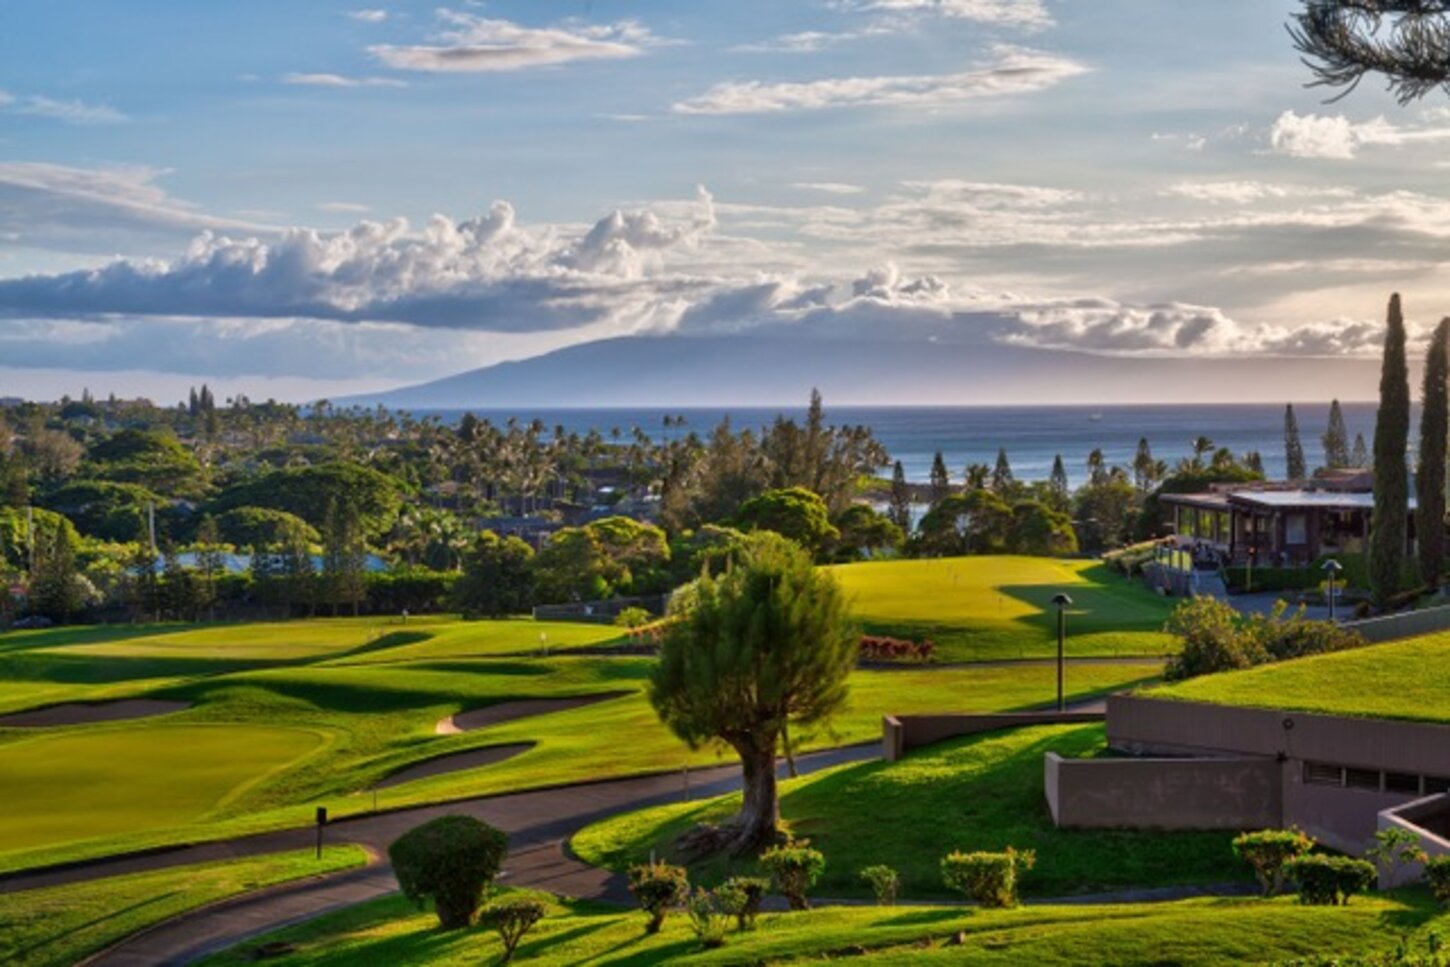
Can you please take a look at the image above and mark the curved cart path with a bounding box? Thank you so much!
[15,744,876,967]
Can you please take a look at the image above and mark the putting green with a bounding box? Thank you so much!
[829,555,1176,660]
[0,724,325,854]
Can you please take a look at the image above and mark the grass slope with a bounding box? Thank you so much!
[574,724,1241,900]
[0,846,367,967]
[830,557,1175,661]
[197,888,1447,967]
[1143,631,1450,724]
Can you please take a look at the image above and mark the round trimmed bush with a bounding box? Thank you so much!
[389,815,508,929]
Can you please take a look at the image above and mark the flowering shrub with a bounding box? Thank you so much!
[859,635,934,663]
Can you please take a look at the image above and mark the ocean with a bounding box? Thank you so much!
[421,403,1387,489]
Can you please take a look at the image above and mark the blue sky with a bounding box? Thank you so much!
[3,1,1450,402]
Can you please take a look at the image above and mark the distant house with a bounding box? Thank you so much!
[1161,471,1418,566]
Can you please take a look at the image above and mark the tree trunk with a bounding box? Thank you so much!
[730,741,780,853]
[780,721,798,779]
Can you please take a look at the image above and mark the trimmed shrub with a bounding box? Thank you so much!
[941,847,1036,908]
[1232,828,1316,896]
[627,860,689,934]
[480,896,546,963]
[1286,854,1376,906]
[614,606,653,629]
[715,876,769,932]
[859,864,901,905]
[686,888,730,949]
[388,815,508,929]
[1424,856,1450,906]
[1366,827,1429,885]
[760,840,826,911]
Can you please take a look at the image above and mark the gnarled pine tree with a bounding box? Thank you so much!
[1291,1,1450,103]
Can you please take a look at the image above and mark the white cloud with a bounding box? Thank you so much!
[282,72,407,88]
[834,0,1052,28]
[673,46,1087,115]
[348,8,388,22]
[1268,110,1450,160]
[0,92,127,124]
[792,182,867,195]
[317,201,371,213]
[369,11,668,73]
[1162,180,1351,205]
[732,31,850,54]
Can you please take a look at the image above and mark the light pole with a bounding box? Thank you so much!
[1322,558,1343,621]
[1051,593,1073,712]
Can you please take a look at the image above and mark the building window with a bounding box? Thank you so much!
[1286,513,1308,545]
[1426,776,1450,795]
[1345,768,1381,791]
[1385,773,1421,795]
[1304,762,1342,786]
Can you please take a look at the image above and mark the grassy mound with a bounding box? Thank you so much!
[829,557,1176,661]
[196,888,1447,966]
[573,724,1242,900]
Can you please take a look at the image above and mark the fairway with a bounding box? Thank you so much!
[0,724,325,854]
[829,556,1176,660]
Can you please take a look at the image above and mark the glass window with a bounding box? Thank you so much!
[1286,513,1308,545]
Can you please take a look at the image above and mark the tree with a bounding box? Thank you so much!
[1048,454,1070,509]
[1323,399,1351,470]
[887,461,911,534]
[28,518,81,621]
[123,542,160,623]
[389,815,508,930]
[990,448,1015,494]
[1284,404,1307,481]
[831,504,904,562]
[454,531,535,618]
[1074,477,1139,554]
[533,527,616,603]
[1007,501,1078,556]
[322,498,367,616]
[1418,318,1450,586]
[915,489,1013,557]
[928,451,951,506]
[1352,432,1370,467]
[1290,1,1450,104]
[649,533,856,854]
[1132,438,1161,493]
[193,515,224,620]
[1086,449,1108,487]
[734,487,840,560]
[1372,294,1412,607]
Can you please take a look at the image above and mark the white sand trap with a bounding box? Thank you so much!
[0,699,191,728]
[434,692,628,735]
[375,743,533,789]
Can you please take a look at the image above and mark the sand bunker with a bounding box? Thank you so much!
[434,692,628,735]
[375,743,533,789]
[0,699,191,728]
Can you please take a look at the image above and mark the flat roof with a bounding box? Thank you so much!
[1228,490,1418,511]
[1159,492,1232,510]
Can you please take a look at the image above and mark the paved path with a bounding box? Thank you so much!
[17,744,875,967]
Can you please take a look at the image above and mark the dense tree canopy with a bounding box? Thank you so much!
[213,462,404,538]
[734,487,840,560]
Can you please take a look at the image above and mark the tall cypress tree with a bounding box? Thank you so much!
[1371,294,1411,607]
[928,451,951,506]
[887,460,912,533]
[1351,433,1369,468]
[1048,454,1070,507]
[1284,404,1307,480]
[991,448,1014,494]
[1132,437,1157,493]
[1417,318,1450,586]
[1322,399,1350,470]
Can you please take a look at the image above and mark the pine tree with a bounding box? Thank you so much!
[29,522,80,621]
[990,448,1014,494]
[928,451,951,506]
[1284,404,1307,480]
[1352,432,1369,467]
[1322,399,1350,470]
[1132,438,1157,493]
[194,514,224,621]
[1086,448,1108,486]
[1049,454,1070,506]
[964,463,990,491]
[887,461,912,533]
[1372,294,1412,607]
[1418,319,1450,586]
[1244,450,1265,475]
[323,498,367,617]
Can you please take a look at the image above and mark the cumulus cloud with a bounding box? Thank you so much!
[369,11,668,73]
[1268,110,1450,160]
[835,0,1053,28]
[0,91,127,124]
[282,72,407,88]
[673,46,1087,114]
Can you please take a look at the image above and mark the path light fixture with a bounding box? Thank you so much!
[1051,593,1073,712]
[1322,559,1343,621]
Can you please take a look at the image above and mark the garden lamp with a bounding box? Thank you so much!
[1322,559,1343,621]
[1051,593,1073,712]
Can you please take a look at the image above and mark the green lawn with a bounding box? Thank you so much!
[0,614,1159,874]
[197,888,1447,967]
[829,557,1176,661]
[0,846,367,967]
[1143,631,1450,724]
[573,724,1241,900]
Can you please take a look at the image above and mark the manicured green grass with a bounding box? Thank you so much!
[829,557,1176,661]
[573,724,1240,900]
[0,723,327,854]
[1,846,367,967]
[197,888,1447,966]
[1143,631,1450,724]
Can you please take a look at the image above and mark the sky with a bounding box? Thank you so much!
[3,0,1450,404]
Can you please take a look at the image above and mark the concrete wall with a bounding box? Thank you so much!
[1343,602,1450,643]
[1045,753,1281,830]
[1377,794,1450,888]
[882,711,1103,762]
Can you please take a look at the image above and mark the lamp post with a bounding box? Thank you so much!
[1051,593,1073,712]
[1322,558,1343,621]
